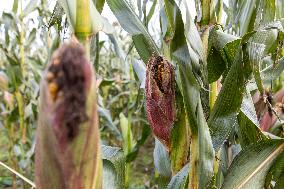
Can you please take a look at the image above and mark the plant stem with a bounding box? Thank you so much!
[20,0,26,78]
[75,0,92,56]
[15,90,25,143]
[18,0,26,143]
[212,150,221,186]
[201,0,210,25]
[5,120,20,188]
[82,37,91,58]
[217,0,223,24]
[209,81,218,110]
[125,163,130,187]
[95,33,100,71]
[188,135,198,189]
[74,1,102,188]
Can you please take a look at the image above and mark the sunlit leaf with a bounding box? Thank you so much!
[238,0,258,36]
[26,28,36,47]
[107,0,159,63]
[12,0,18,13]
[262,0,276,24]
[108,34,126,60]
[174,0,205,64]
[132,59,146,88]
[23,0,38,17]
[119,113,135,155]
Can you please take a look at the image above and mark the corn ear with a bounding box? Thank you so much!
[35,42,102,189]
[145,55,176,148]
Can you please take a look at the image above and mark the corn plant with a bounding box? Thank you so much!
[1,0,284,189]
[107,0,284,188]
[35,0,105,188]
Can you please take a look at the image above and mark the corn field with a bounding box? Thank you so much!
[0,0,284,188]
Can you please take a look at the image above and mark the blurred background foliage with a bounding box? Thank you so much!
[0,0,284,188]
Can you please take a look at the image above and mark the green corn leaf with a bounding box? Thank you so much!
[132,59,146,88]
[207,26,241,83]
[261,56,284,83]
[12,0,18,13]
[102,145,125,189]
[98,106,121,137]
[247,42,266,94]
[221,140,284,189]
[240,86,260,127]
[167,164,189,189]
[154,139,171,178]
[126,124,151,163]
[174,0,206,64]
[262,0,276,24]
[22,0,38,17]
[92,0,105,13]
[238,0,258,36]
[147,0,157,23]
[195,99,215,188]
[237,110,267,148]
[163,0,175,36]
[170,1,214,187]
[208,45,248,151]
[170,93,190,174]
[106,0,159,63]
[119,113,134,156]
[265,149,284,188]
[252,21,283,55]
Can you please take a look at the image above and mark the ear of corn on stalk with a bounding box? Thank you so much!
[145,55,176,148]
[35,42,102,189]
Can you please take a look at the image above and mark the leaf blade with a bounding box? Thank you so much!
[221,140,284,189]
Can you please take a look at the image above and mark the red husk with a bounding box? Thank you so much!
[145,55,175,147]
[35,42,102,189]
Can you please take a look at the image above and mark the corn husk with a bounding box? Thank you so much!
[145,55,175,148]
[35,42,102,189]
